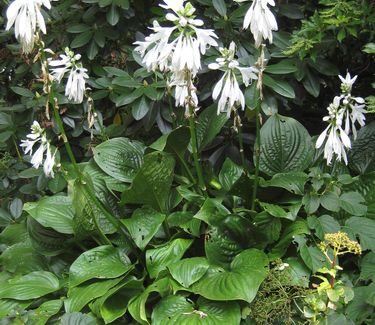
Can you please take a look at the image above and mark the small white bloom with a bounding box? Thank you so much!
[134,0,218,77]
[277,263,289,271]
[242,0,278,48]
[5,0,54,53]
[65,68,89,104]
[339,72,357,94]
[21,121,56,177]
[48,48,88,104]
[168,69,198,111]
[209,42,258,116]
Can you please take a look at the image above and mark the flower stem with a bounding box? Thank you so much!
[251,102,261,211]
[234,110,246,171]
[251,45,266,211]
[188,107,206,191]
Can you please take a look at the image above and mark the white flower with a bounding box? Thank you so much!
[65,68,89,104]
[277,263,289,271]
[20,121,56,177]
[48,48,88,104]
[134,0,218,76]
[209,42,258,116]
[5,0,54,53]
[339,72,357,94]
[242,0,278,48]
[168,69,198,111]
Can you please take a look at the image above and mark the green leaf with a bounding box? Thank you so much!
[65,278,123,313]
[24,195,74,234]
[349,122,375,174]
[0,299,32,318]
[299,245,328,273]
[360,252,375,281]
[346,286,374,323]
[269,220,310,259]
[61,312,97,325]
[107,4,119,25]
[0,271,60,300]
[192,249,268,303]
[90,276,143,324]
[307,215,340,240]
[212,0,227,16]
[69,245,133,288]
[302,69,320,97]
[0,208,12,227]
[218,158,243,191]
[320,191,340,212]
[71,31,93,48]
[339,192,367,216]
[168,257,209,288]
[263,75,295,98]
[27,299,63,325]
[152,296,240,325]
[303,193,321,214]
[258,114,313,176]
[266,60,298,74]
[260,172,308,195]
[195,104,228,152]
[10,86,34,98]
[93,137,145,182]
[346,217,375,251]
[146,238,193,278]
[0,241,47,274]
[120,152,175,213]
[121,206,166,250]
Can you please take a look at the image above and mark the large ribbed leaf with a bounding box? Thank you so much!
[120,152,175,213]
[258,114,313,176]
[24,195,74,234]
[69,245,133,287]
[151,296,240,325]
[146,239,192,278]
[349,122,375,174]
[192,249,268,303]
[93,137,145,182]
[0,271,60,300]
[168,257,209,288]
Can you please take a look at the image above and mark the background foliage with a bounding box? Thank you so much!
[0,0,374,324]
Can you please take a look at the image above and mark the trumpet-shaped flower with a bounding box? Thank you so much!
[48,48,88,104]
[5,0,54,53]
[209,42,258,116]
[20,121,56,177]
[316,73,367,165]
[236,0,278,47]
[134,0,218,77]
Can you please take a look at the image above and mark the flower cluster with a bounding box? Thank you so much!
[316,73,367,165]
[20,121,56,177]
[235,0,278,47]
[5,0,55,53]
[48,48,89,104]
[209,42,258,116]
[134,0,218,110]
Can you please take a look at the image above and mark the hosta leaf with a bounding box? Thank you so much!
[218,158,243,191]
[192,249,268,303]
[24,195,74,234]
[346,217,375,251]
[168,257,209,288]
[121,152,175,213]
[69,245,133,288]
[61,312,97,325]
[65,278,123,313]
[0,299,32,318]
[151,296,240,325]
[93,137,145,182]
[27,299,63,325]
[195,104,228,152]
[146,238,193,278]
[128,277,182,325]
[121,206,165,250]
[27,217,68,256]
[89,276,143,324]
[0,241,47,274]
[0,271,60,300]
[258,114,313,176]
[349,122,375,174]
[260,172,308,195]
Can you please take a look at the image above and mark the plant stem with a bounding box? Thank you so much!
[188,108,205,191]
[251,45,266,211]
[251,101,261,211]
[234,110,246,171]
[13,136,23,162]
